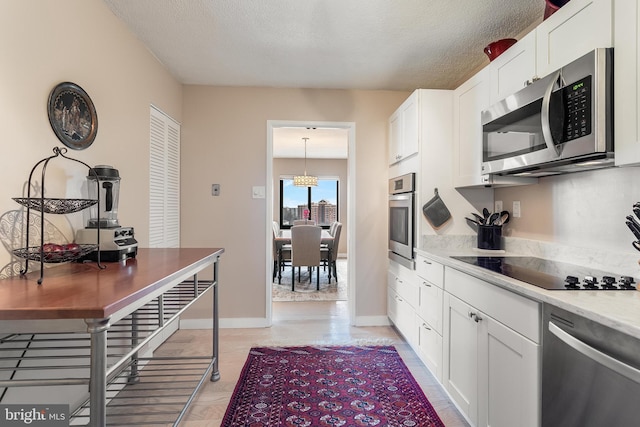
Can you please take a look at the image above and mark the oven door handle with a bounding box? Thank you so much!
[549,322,640,384]
[541,70,562,156]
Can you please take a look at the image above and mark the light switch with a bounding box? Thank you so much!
[252,186,265,199]
[513,201,521,218]
[212,184,220,196]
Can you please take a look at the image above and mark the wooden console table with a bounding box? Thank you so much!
[0,247,224,426]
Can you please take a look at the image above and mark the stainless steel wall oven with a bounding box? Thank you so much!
[388,173,415,269]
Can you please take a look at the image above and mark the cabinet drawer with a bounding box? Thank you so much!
[389,264,420,309]
[418,319,443,381]
[418,280,443,334]
[416,255,444,287]
[445,267,540,343]
[388,287,418,345]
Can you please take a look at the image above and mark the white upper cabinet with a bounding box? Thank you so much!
[489,32,537,106]
[389,91,419,165]
[453,68,490,188]
[536,0,613,79]
[613,0,640,166]
[488,0,613,106]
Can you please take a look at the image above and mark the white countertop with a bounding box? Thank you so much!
[416,238,640,340]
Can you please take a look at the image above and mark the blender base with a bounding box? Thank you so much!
[75,227,138,262]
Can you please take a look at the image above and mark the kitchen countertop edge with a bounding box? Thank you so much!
[416,248,640,340]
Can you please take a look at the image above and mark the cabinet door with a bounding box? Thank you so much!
[478,315,540,427]
[389,110,402,164]
[453,68,490,188]
[418,318,443,381]
[489,31,537,105]
[614,0,640,166]
[401,92,419,160]
[536,0,613,78]
[389,91,419,165]
[443,293,479,425]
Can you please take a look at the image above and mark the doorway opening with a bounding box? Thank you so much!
[266,121,356,326]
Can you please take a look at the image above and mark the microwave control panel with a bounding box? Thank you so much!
[562,75,592,143]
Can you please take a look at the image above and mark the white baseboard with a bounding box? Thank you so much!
[353,315,392,327]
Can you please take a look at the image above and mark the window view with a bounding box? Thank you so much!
[280,179,339,228]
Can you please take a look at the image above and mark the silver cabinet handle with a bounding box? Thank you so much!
[422,281,432,287]
[549,322,640,384]
[422,323,431,331]
[469,312,482,323]
[423,259,432,265]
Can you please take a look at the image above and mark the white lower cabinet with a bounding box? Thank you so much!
[443,267,541,427]
[387,263,419,346]
[479,311,539,427]
[415,254,444,380]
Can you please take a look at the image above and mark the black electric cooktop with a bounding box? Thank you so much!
[451,256,636,291]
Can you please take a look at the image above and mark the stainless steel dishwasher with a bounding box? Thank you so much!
[542,303,640,426]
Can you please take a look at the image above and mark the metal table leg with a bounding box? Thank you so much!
[85,317,110,427]
[211,258,220,382]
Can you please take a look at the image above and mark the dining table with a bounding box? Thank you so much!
[274,228,334,284]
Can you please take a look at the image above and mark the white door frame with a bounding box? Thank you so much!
[266,120,356,326]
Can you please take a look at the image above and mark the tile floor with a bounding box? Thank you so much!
[157,301,469,426]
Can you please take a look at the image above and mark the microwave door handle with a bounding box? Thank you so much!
[541,70,562,156]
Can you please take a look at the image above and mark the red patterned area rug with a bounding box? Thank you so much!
[222,345,445,427]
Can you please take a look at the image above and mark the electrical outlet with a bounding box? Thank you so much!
[494,200,503,213]
[513,201,521,218]
[212,184,220,196]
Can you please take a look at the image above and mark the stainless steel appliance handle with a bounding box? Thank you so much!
[549,322,640,384]
[541,71,562,156]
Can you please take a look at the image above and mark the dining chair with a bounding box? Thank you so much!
[290,225,322,291]
[273,221,290,283]
[321,222,342,283]
[292,219,316,226]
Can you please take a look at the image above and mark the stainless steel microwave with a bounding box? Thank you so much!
[481,48,613,177]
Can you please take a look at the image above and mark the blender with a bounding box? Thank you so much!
[75,165,138,261]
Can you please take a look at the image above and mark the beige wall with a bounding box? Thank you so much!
[0,1,182,271]
[180,86,409,323]
[273,157,348,255]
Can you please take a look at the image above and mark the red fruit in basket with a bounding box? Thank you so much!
[63,243,81,256]
[42,243,64,260]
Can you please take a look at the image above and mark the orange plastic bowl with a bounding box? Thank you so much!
[484,38,518,62]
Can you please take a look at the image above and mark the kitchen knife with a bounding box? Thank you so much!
[634,207,640,222]
[633,241,640,253]
[626,220,640,241]
[626,215,640,232]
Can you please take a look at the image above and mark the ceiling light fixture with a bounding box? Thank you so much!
[293,137,318,187]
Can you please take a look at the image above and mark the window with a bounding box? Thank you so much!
[149,106,180,247]
[280,179,339,228]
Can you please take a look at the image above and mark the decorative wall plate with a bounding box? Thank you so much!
[48,82,98,150]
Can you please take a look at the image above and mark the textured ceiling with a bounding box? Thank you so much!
[102,0,545,91]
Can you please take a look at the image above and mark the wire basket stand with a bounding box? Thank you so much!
[13,147,105,284]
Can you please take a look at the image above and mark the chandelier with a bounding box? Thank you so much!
[293,137,318,187]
